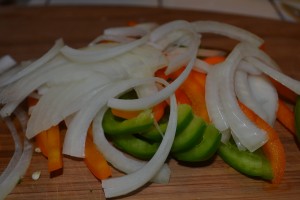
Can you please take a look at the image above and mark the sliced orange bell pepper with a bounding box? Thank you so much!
[35,130,48,157]
[276,99,296,135]
[239,102,286,184]
[85,135,112,180]
[47,125,63,173]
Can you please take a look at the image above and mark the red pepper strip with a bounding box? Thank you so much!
[85,135,112,180]
[277,99,296,135]
[47,125,63,173]
[270,77,297,103]
[239,102,286,184]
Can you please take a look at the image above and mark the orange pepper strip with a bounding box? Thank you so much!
[152,101,167,122]
[276,99,296,135]
[204,56,226,64]
[239,102,286,184]
[175,88,192,105]
[47,125,63,173]
[85,135,112,180]
[27,97,49,157]
[35,131,48,157]
[179,71,210,122]
[270,77,297,103]
[111,109,141,119]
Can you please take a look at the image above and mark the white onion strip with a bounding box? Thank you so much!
[247,57,300,94]
[219,43,268,152]
[0,39,63,87]
[192,21,264,47]
[234,70,268,121]
[93,106,171,184]
[63,77,169,158]
[107,37,200,111]
[205,65,230,143]
[248,75,278,125]
[0,117,22,183]
[102,90,177,198]
[0,109,32,200]
[60,34,149,63]
[0,55,16,74]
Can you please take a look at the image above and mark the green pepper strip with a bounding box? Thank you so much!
[102,109,154,136]
[218,141,273,180]
[173,124,221,162]
[141,104,194,142]
[112,134,160,160]
[171,116,206,153]
[294,95,300,142]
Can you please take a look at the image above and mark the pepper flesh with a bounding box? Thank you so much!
[173,124,221,162]
[218,141,273,180]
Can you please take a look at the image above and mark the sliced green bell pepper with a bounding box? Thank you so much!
[141,104,194,142]
[294,95,300,142]
[218,141,273,180]
[171,116,206,153]
[173,124,221,162]
[102,109,154,136]
[112,134,160,160]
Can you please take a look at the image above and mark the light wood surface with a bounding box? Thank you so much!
[0,6,300,200]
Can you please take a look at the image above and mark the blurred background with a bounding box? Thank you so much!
[0,0,299,22]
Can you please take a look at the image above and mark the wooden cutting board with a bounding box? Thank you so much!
[0,6,300,200]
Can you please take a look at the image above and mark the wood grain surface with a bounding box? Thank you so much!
[0,6,300,200]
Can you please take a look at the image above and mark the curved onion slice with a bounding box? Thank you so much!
[93,107,171,184]
[205,65,230,143]
[0,117,22,183]
[107,37,200,111]
[60,34,149,63]
[219,43,268,152]
[248,75,278,125]
[0,109,32,200]
[247,57,300,95]
[0,55,16,74]
[0,39,63,87]
[235,69,268,122]
[102,91,177,198]
[103,22,157,37]
[192,20,264,47]
[63,77,168,157]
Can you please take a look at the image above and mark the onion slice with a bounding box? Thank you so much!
[102,90,177,198]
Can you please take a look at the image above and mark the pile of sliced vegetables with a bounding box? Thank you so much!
[0,20,300,199]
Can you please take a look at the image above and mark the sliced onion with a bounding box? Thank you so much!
[248,75,278,125]
[63,77,168,157]
[235,69,268,121]
[0,39,63,87]
[0,109,32,200]
[247,57,300,94]
[219,43,268,152]
[102,90,177,198]
[192,21,264,47]
[103,22,157,37]
[26,74,111,139]
[107,37,200,111]
[93,107,171,184]
[0,117,22,183]
[60,35,149,63]
[205,65,230,142]
[0,55,16,74]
